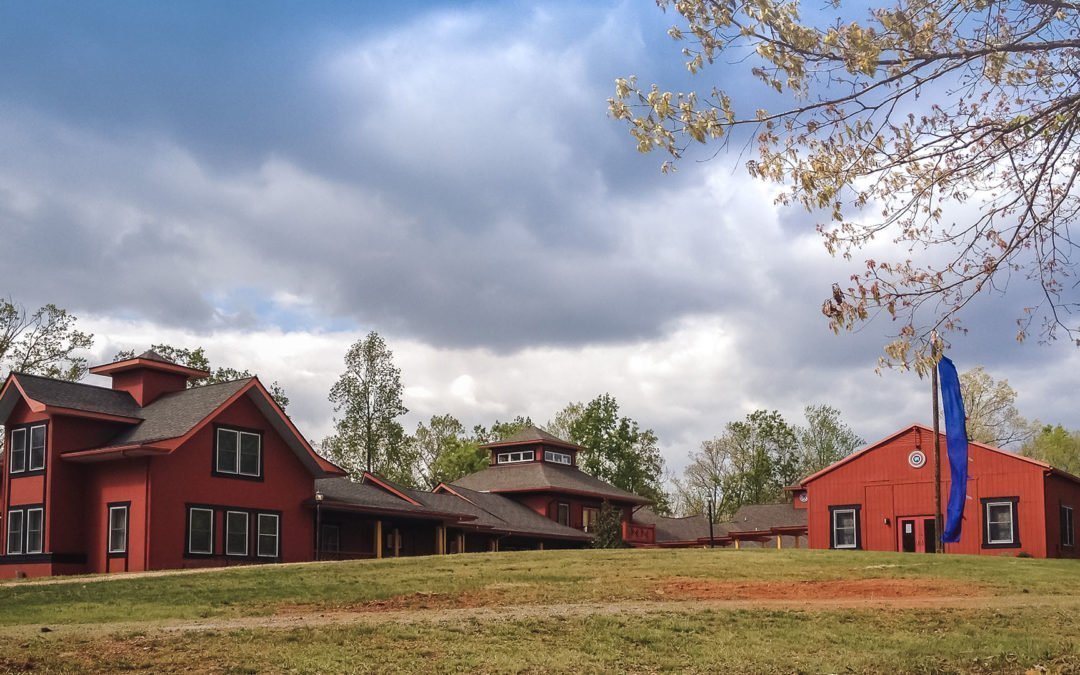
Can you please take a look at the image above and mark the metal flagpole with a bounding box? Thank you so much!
[932,341,943,554]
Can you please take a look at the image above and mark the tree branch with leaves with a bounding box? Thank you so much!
[611,0,1080,370]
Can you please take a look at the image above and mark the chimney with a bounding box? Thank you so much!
[88,349,209,407]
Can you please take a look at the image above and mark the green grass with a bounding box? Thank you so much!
[1,549,1078,673]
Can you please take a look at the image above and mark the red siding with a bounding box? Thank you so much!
[1044,474,1080,559]
[806,427,1057,557]
[146,393,314,570]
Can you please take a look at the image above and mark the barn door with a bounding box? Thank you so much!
[900,519,916,552]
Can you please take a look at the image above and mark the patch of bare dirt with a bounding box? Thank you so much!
[655,577,986,601]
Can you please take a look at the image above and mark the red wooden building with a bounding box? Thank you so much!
[452,428,656,545]
[0,350,344,579]
[792,424,1080,558]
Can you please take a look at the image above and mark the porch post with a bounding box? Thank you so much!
[776,535,782,550]
[393,528,400,557]
[538,541,544,551]
[457,532,464,553]
[436,526,444,555]
[375,520,383,559]
[734,538,741,550]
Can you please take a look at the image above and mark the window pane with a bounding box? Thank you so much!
[321,525,340,553]
[29,425,46,471]
[226,512,249,556]
[257,514,279,557]
[109,507,128,553]
[833,510,856,547]
[239,433,260,476]
[216,429,238,474]
[26,509,43,554]
[10,429,26,473]
[189,509,213,554]
[6,511,23,554]
[987,503,1014,543]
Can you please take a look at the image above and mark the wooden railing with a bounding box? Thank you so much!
[622,521,656,545]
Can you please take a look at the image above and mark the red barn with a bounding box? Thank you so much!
[0,350,344,579]
[792,424,1080,558]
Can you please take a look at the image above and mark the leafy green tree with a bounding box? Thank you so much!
[960,367,1035,448]
[677,409,802,518]
[565,394,670,513]
[1023,425,1080,475]
[429,416,536,485]
[325,332,410,479]
[113,344,289,409]
[589,501,628,549]
[610,0,1080,369]
[544,402,583,443]
[412,414,467,489]
[1,300,93,381]
[797,404,864,476]
[472,416,535,444]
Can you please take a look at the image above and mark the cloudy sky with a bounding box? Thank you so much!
[2,1,1077,481]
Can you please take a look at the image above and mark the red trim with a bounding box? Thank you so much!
[3,376,46,413]
[477,485,650,505]
[248,379,346,476]
[61,444,171,462]
[89,357,210,379]
[42,406,142,424]
[480,437,584,452]
[362,473,422,506]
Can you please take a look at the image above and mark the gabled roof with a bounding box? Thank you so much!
[452,461,651,505]
[480,426,584,451]
[105,379,251,446]
[799,423,1080,487]
[0,373,144,421]
[315,477,470,520]
[437,483,592,540]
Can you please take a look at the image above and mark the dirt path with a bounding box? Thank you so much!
[3,593,1077,641]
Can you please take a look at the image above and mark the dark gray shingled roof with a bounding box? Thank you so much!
[442,483,592,540]
[105,379,252,446]
[633,508,718,543]
[315,477,460,516]
[725,503,807,532]
[136,349,175,363]
[12,373,144,419]
[482,426,583,449]
[452,462,651,505]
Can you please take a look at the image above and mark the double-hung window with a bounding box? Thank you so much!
[831,507,859,549]
[8,425,46,474]
[582,507,600,532]
[108,505,129,555]
[257,514,280,558]
[215,428,262,478]
[25,508,43,554]
[226,511,249,556]
[6,510,24,555]
[188,507,214,555]
[983,499,1018,547]
[1063,506,1075,548]
[556,503,570,527]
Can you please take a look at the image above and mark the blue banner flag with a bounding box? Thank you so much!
[938,355,968,543]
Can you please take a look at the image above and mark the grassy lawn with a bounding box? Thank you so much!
[1,548,1078,673]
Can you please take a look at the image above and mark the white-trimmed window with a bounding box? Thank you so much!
[1063,505,1075,548]
[215,428,262,477]
[497,450,534,464]
[188,507,214,555]
[257,514,279,558]
[25,508,43,554]
[985,501,1016,545]
[6,510,24,555]
[544,450,572,465]
[226,511,249,556]
[28,425,46,471]
[108,505,128,554]
[831,508,858,549]
[9,428,26,474]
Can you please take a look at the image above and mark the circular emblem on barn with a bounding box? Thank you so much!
[798,492,808,503]
[908,450,926,468]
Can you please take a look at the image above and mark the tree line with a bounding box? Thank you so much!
[3,298,1080,514]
